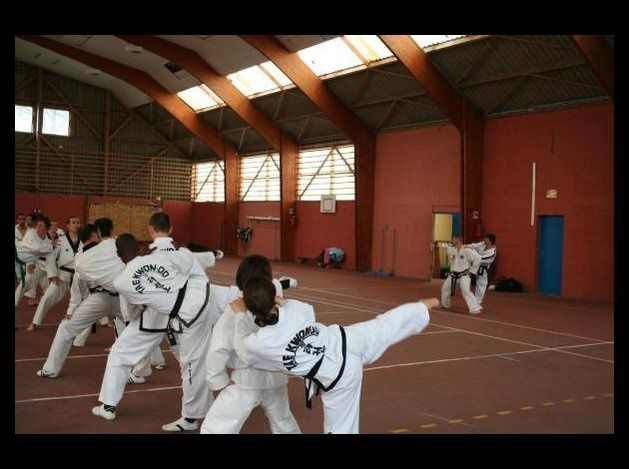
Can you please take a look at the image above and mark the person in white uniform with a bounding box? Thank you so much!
[92,213,240,432]
[26,216,82,331]
[201,255,301,434]
[35,218,130,378]
[440,234,483,314]
[465,233,497,308]
[15,213,40,305]
[15,216,58,309]
[231,274,437,434]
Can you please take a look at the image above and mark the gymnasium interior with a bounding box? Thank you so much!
[14,35,614,434]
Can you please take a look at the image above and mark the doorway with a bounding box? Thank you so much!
[537,215,564,295]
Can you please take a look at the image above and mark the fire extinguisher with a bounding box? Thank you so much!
[473,219,483,239]
[288,207,297,228]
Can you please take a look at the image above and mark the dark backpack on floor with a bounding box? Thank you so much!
[495,277,523,292]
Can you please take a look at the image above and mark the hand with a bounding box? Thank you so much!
[27,264,36,274]
[229,298,247,314]
[420,297,440,310]
[49,276,61,286]
[51,237,60,247]
[275,296,285,305]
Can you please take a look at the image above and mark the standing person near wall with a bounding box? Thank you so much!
[465,234,497,309]
[26,216,82,331]
[230,273,436,434]
[15,216,58,309]
[440,234,483,314]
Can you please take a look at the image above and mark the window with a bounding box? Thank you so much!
[42,108,70,136]
[298,145,355,201]
[410,35,465,48]
[240,153,280,201]
[191,160,225,202]
[344,35,394,62]
[178,85,225,112]
[15,105,33,133]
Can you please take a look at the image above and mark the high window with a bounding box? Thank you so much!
[298,144,355,201]
[42,108,70,136]
[240,153,281,201]
[15,105,33,133]
[178,85,225,112]
[191,160,225,202]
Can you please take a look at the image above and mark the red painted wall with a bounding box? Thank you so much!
[295,201,356,269]
[190,202,224,250]
[15,192,194,245]
[482,104,614,300]
[237,202,281,260]
[373,124,462,278]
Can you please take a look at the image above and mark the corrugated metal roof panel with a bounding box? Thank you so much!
[276,118,306,141]
[353,103,391,128]
[250,92,283,120]
[274,90,319,120]
[460,78,525,114]
[429,38,493,83]
[381,100,447,129]
[300,117,340,142]
[491,72,610,115]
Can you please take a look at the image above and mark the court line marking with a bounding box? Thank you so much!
[277,286,611,344]
[209,268,612,323]
[16,349,173,363]
[279,289,614,364]
[15,385,182,404]
[362,342,614,372]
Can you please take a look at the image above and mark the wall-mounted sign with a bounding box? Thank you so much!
[472,211,479,220]
[546,189,558,199]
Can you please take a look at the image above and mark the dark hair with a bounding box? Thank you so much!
[78,224,98,243]
[149,212,171,232]
[452,233,462,240]
[94,217,114,237]
[116,233,140,261]
[67,215,80,223]
[17,212,25,218]
[484,233,496,245]
[236,255,273,291]
[35,216,51,229]
[243,276,279,327]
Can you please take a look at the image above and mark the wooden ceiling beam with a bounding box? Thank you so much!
[570,35,614,99]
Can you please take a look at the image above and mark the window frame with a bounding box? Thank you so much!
[240,152,281,202]
[297,143,356,202]
[191,159,225,202]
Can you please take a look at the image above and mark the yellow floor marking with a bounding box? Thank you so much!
[603,393,614,398]
[391,428,409,433]
[520,406,534,411]
[584,396,596,400]
[449,419,464,424]
[542,402,555,407]
[421,423,437,429]
[473,414,489,420]
[497,410,513,416]
[562,398,575,403]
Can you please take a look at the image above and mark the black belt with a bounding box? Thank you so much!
[88,286,119,296]
[60,266,75,274]
[303,325,347,410]
[39,257,46,261]
[478,265,489,276]
[448,271,469,297]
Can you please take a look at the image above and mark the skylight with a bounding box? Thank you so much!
[345,35,394,62]
[177,85,225,112]
[227,62,293,98]
[410,35,465,48]
[298,37,364,76]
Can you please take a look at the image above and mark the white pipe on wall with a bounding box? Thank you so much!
[531,161,536,226]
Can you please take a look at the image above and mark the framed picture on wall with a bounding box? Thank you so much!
[320,194,336,213]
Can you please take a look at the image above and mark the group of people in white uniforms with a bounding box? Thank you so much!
[440,233,497,314]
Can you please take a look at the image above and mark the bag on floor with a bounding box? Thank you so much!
[495,277,523,292]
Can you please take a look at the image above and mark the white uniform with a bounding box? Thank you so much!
[39,239,127,376]
[98,237,240,420]
[233,298,430,434]
[466,242,497,306]
[15,229,53,307]
[30,233,82,326]
[15,225,36,300]
[441,245,482,313]
[201,279,301,434]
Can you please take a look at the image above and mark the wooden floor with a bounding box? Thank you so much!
[15,257,614,434]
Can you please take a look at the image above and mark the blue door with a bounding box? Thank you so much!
[452,213,462,237]
[537,216,564,295]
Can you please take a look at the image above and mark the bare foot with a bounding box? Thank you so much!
[103,348,111,353]
[26,323,36,331]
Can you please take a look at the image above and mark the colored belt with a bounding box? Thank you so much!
[448,271,469,297]
[303,325,347,410]
[88,286,119,296]
[15,248,26,286]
